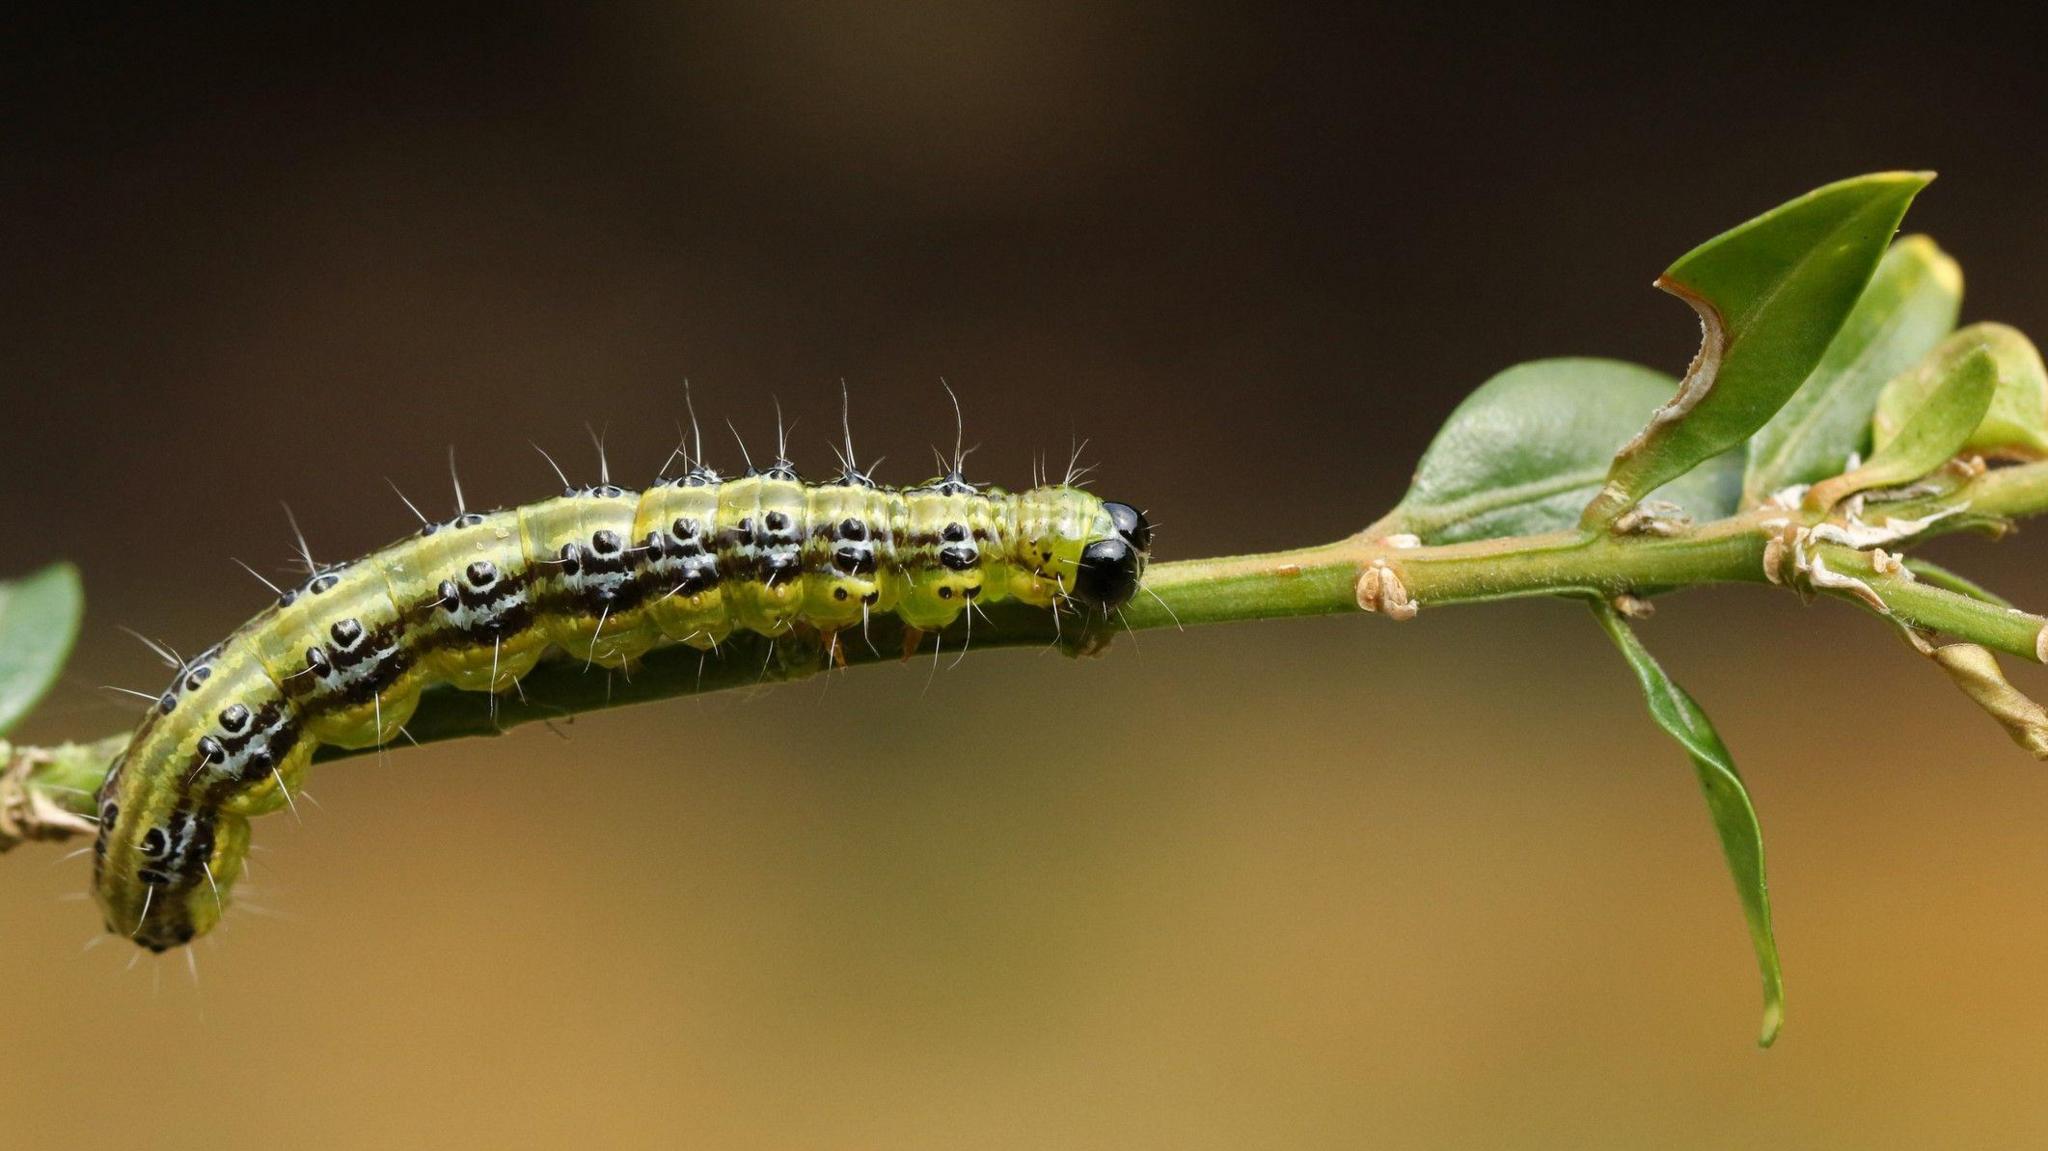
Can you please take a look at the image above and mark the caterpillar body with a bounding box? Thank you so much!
[92,441,1151,952]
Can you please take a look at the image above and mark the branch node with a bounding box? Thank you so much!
[1759,519,1799,587]
[1759,520,1889,611]
[0,742,98,854]
[1762,536,1789,585]
[1610,593,1656,619]
[1612,500,1692,537]
[1357,559,1418,620]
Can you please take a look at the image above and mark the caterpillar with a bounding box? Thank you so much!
[90,406,1151,952]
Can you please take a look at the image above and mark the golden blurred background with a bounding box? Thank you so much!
[6,6,2048,1148]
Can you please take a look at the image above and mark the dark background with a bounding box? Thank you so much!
[5,7,2047,1148]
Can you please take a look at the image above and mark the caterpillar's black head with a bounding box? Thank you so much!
[1072,501,1152,614]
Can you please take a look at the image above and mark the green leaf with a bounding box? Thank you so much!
[1901,558,2013,610]
[1591,602,1784,1047]
[1378,358,1741,544]
[1806,345,1996,510]
[0,563,85,737]
[1581,172,1933,530]
[1742,235,1961,504]
[1875,323,2048,461]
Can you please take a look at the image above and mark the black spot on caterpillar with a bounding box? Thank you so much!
[91,411,1151,952]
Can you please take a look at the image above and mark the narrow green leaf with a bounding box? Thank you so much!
[1901,558,2013,610]
[1591,602,1784,1047]
[0,563,85,737]
[1582,172,1933,530]
[1806,346,1996,510]
[1875,323,2048,461]
[1377,358,1740,543]
[1742,235,1962,504]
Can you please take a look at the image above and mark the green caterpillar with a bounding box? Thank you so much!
[92,416,1151,952]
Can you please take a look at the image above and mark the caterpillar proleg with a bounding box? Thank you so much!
[92,408,1150,951]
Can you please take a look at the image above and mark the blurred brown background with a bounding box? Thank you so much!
[6,6,2048,1148]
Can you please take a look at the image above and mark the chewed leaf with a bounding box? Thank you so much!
[1582,173,1932,530]
[1875,323,2048,461]
[1928,644,2048,760]
[0,563,85,737]
[1805,345,1996,510]
[1591,602,1784,1047]
[1377,358,1740,544]
[1743,235,1961,504]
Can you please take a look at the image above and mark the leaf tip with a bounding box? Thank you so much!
[1758,997,1785,1048]
[1824,169,1936,226]
[1894,233,1963,297]
[1859,169,1936,194]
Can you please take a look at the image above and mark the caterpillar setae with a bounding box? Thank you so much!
[91,402,1151,952]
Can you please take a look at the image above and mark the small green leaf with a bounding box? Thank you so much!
[1742,235,1961,504]
[1377,358,1740,543]
[1875,323,2048,461]
[1591,602,1784,1047]
[1806,345,1996,510]
[1582,172,1933,530]
[0,563,85,737]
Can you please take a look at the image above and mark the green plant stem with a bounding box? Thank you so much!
[10,460,2048,835]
